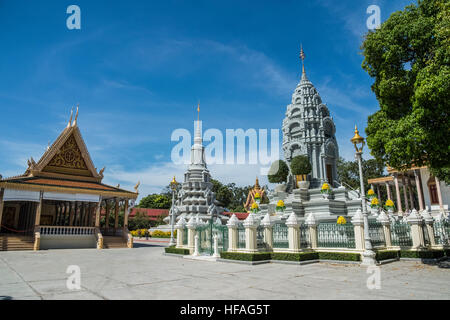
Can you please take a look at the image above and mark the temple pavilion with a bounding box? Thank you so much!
[0,108,138,251]
[244,177,268,212]
[368,165,449,216]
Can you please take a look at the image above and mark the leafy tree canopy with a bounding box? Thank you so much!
[137,194,171,209]
[268,160,289,183]
[290,155,312,175]
[361,0,450,183]
[337,157,387,193]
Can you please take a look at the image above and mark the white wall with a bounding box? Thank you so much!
[419,168,449,212]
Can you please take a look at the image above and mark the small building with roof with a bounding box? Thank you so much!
[0,108,138,251]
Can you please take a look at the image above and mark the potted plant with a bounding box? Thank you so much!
[251,202,260,214]
[276,200,286,213]
[254,192,261,204]
[320,182,332,199]
[336,216,347,235]
[384,199,395,214]
[290,155,312,190]
[268,160,289,192]
[369,197,380,216]
[367,189,376,200]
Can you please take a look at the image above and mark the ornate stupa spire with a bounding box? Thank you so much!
[190,103,207,171]
[300,45,308,82]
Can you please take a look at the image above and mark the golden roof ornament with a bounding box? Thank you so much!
[134,181,140,193]
[67,108,73,129]
[300,44,306,75]
[72,104,79,127]
[255,177,260,189]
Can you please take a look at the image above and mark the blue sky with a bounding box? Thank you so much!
[0,0,414,198]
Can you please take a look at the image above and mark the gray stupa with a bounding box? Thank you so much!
[283,47,339,190]
[260,47,362,220]
[172,113,226,223]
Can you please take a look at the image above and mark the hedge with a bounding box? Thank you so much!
[165,247,190,255]
[271,252,318,262]
[220,252,272,262]
[400,250,445,259]
[375,250,399,261]
[220,251,361,262]
[317,252,361,262]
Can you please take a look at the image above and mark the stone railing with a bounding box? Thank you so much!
[219,209,450,260]
[40,226,96,236]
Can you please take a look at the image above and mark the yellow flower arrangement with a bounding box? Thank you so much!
[368,189,375,196]
[320,182,332,195]
[254,192,261,199]
[337,216,347,225]
[276,200,286,212]
[370,197,380,208]
[384,199,395,211]
[251,202,260,213]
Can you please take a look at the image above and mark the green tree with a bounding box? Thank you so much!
[290,155,312,177]
[361,0,450,183]
[337,157,387,194]
[267,160,289,183]
[137,194,171,209]
[128,211,151,231]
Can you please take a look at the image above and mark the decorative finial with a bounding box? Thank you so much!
[72,104,79,127]
[300,44,306,75]
[67,108,73,128]
[255,177,260,189]
[134,181,140,193]
[99,167,105,177]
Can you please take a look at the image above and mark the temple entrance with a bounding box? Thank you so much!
[0,202,36,236]
[326,164,333,184]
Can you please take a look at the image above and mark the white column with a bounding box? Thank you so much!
[385,183,392,200]
[414,170,425,211]
[227,214,239,252]
[95,199,102,228]
[402,175,409,211]
[305,213,318,249]
[187,217,197,254]
[261,213,273,251]
[435,177,445,213]
[351,209,365,251]
[407,209,425,249]
[421,209,436,247]
[377,211,392,248]
[35,191,44,226]
[243,213,259,253]
[394,174,403,215]
[175,217,187,248]
[286,212,301,252]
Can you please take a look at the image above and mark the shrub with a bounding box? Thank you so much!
[375,250,399,261]
[267,160,289,184]
[318,252,361,261]
[220,252,272,262]
[271,252,318,262]
[151,230,177,238]
[400,250,445,259]
[165,247,190,255]
[290,155,312,176]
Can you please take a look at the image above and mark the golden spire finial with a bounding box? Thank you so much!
[67,107,73,128]
[73,104,79,127]
[255,177,260,189]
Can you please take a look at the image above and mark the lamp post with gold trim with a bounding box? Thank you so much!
[169,176,178,247]
[351,126,376,266]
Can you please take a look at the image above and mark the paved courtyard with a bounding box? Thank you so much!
[1,242,449,300]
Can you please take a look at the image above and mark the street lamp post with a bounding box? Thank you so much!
[169,176,178,247]
[351,126,376,266]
